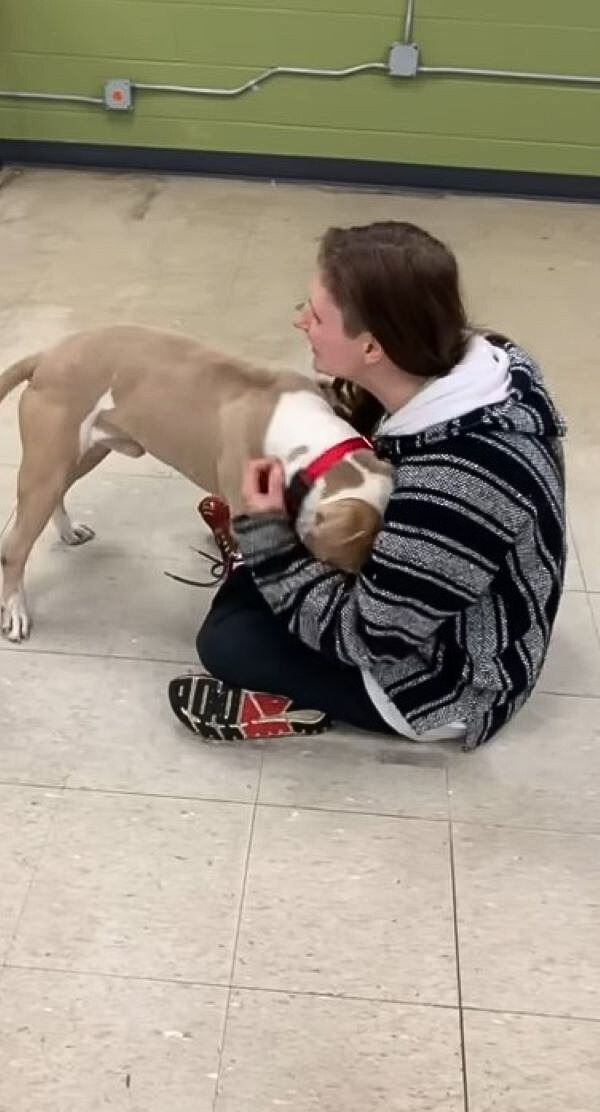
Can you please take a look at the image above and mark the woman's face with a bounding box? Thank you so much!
[294,276,370,380]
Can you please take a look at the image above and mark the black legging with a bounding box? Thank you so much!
[196,566,392,734]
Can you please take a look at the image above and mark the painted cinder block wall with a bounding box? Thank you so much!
[1,0,599,177]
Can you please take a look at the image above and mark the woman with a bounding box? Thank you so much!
[168,221,566,749]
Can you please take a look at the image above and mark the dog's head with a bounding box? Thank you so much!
[298,450,393,573]
[303,497,384,574]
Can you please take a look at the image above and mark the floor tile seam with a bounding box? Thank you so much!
[461,1002,600,1025]
[5,642,600,699]
[0,462,178,479]
[2,786,67,968]
[213,788,261,1111]
[586,591,600,642]
[5,960,600,1024]
[2,783,600,837]
[1,962,461,1011]
[567,520,589,592]
[448,807,470,1112]
[0,645,199,665]
[1,784,453,824]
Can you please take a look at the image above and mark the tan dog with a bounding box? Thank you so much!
[0,325,392,641]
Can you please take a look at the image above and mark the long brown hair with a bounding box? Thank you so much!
[318,221,470,436]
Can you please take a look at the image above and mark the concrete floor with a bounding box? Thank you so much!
[1,166,599,1110]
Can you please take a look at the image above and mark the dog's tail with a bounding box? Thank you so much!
[0,353,39,405]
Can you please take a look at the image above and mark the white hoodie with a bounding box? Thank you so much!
[377,333,510,438]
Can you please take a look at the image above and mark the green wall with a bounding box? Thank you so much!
[1,1,599,176]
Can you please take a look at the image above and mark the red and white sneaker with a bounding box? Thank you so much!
[168,673,331,741]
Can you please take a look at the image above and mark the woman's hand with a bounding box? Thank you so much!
[242,457,287,515]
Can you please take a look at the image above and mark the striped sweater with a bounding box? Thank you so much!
[235,338,567,748]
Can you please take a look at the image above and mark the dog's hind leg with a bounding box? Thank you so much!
[52,444,110,545]
[53,416,144,545]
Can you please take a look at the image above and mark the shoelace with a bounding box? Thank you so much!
[165,496,241,588]
[164,539,239,589]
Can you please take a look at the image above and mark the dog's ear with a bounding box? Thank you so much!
[304,498,381,574]
[315,376,338,408]
[315,376,356,422]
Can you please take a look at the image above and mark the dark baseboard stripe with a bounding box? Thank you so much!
[0,140,598,201]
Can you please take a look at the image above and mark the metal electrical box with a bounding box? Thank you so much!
[388,43,419,77]
[103,79,133,110]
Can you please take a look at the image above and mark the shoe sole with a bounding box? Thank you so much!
[169,674,330,742]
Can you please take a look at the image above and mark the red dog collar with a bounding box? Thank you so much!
[285,436,373,519]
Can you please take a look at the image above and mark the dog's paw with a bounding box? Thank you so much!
[53,507,96,546]
[60,521,96,546]
[1,593,31,642]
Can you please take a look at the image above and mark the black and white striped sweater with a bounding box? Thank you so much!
[235,338,567,748]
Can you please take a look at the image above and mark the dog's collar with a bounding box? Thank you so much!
[285,435,372,520]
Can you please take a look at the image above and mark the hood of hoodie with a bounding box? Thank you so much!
[374,334,566,461]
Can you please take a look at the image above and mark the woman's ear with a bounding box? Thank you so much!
[363,336,384,365]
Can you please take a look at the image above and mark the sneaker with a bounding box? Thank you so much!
[198,495,243,574]
[168,673,331,741]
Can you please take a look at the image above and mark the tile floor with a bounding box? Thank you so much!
[1,166,599,1110]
